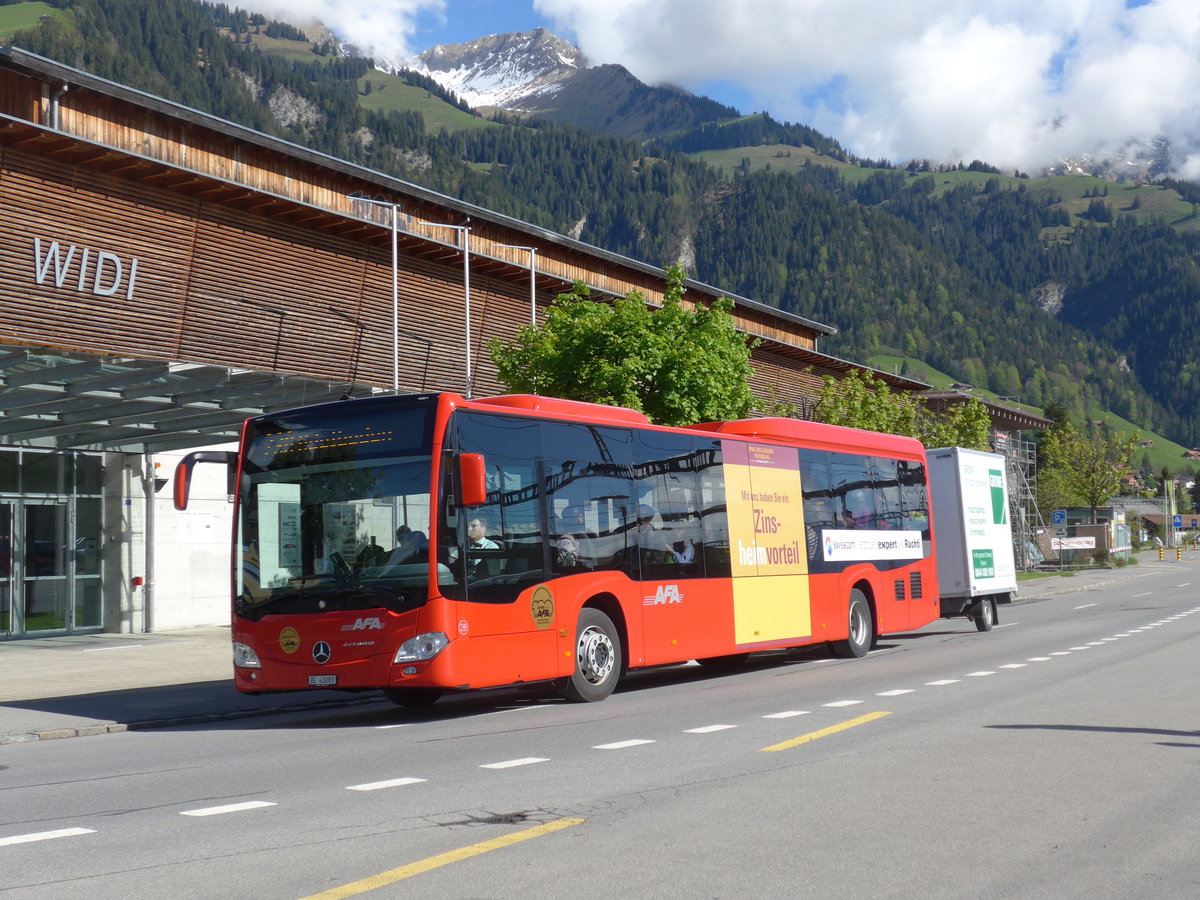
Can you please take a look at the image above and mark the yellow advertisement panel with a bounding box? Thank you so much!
[723,441,810,645]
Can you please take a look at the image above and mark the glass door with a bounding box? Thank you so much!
[23,501,70,633]
[0,503,11,636]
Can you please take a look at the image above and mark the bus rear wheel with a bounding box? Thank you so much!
[558,608,622,702]
[972,597,996,632]
[383,687,443,707]
[832,589,874,659]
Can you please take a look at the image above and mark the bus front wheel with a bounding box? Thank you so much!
[558,608,622,702]
[832,589,874,659]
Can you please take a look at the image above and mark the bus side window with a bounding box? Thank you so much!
[543,422,635,576]
[696,439,730,578]
[872,458,901,530]
[799,449,832,562]
[446,412,545,603]
[633,431,705,580]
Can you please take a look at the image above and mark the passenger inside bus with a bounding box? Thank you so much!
[553,504,595,571]
[385,525,428,565]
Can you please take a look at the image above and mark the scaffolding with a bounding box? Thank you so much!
[992,430,1044,571]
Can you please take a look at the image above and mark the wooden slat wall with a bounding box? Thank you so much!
[15,79,827,353]
[1,139,840,407]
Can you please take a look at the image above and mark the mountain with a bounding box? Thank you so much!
[398,29,585,110]
[401,28,741,142]
[9,1,1200,451]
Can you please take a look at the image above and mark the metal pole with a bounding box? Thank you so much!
[350,196,402,394]
[529,247,537,327]
[462,227,472,398]
[391,204,399,394]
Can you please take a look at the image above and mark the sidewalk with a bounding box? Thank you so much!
[0,558,1170,746]
[0,626,384,745]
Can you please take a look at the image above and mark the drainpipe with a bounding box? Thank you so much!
[143,454,155,633]
[49,83,68,130]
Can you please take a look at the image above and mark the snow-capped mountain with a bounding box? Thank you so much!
[386,28,586,111]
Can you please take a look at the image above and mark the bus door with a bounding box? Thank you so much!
[447,412,556,686]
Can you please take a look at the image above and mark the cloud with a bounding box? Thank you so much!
[239,1,445,61]
[236,0,1200,171]
[535,0,1200,171]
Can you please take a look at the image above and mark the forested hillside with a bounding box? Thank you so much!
[7,0,1200,445]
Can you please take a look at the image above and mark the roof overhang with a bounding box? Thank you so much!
[0,344,377,453]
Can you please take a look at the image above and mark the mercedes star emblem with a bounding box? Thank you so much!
[312,641,332,665]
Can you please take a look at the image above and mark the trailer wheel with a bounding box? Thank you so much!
[972,597,996,632]
[832,589,874,658]
[557,608,622,702]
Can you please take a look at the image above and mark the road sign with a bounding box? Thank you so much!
[1051,509,1067,525]
[1172,515,1183,529]
[1191,518,1199,530]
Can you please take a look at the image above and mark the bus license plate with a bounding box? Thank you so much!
[308,674,337,686]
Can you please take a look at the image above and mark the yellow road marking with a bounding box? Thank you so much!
[299,817,584,899]
[760,710,892,752]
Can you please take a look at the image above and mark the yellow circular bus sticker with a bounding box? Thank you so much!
[279,626,300,654]
[530,586,554,631]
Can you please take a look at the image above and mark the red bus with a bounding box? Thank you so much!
[175,392,940,705]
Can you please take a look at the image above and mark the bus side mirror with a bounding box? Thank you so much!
[174,451,237,510]
[457,453,487,507]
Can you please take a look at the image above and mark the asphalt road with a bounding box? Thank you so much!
[3,564,1198,899]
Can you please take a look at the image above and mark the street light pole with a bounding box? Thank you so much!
[416,223,472,398]
[495,243,538,326]
[350,196,401,393]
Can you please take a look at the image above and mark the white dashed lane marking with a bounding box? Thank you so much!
[180,801,277,817]
[823,700,863,708]
[593,739,654,750]
[0,828,95,847]
[926,679,959,686]
[480,758,549,770]
[876,689,914,696]
[763,710,810,719]
[346,777,427,790]
[685,725,737,734]
[965,671,995,677]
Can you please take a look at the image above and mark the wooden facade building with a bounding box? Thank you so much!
[0,46,924,453]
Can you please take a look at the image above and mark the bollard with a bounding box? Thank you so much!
[1177,547,1183,562]
[1158,547,1164,561]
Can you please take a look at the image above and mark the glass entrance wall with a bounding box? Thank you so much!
[0,448,105,638]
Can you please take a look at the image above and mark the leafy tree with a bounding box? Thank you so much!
[813,369,990,449]
[1039,419,1138,522]
[488,266,757,426]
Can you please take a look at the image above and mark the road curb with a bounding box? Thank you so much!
[0,694,388,746]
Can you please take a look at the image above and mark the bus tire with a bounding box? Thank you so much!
[972,597,996,632]
[832,589,874,659]
[558,608,622,702]
[383,687,443,707]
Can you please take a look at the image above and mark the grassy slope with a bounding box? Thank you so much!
[235,29,492,134]
[356,70,493,133]
[0,1,58,41]
[865,354,1193,473]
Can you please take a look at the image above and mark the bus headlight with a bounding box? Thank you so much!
[232,642,262,669]
[394,632,449,663]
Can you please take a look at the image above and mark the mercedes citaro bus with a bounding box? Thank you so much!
[174,392,939,706]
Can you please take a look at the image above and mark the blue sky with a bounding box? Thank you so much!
[247,1,1200,176]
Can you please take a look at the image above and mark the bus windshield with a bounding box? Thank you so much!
[235,398,441,621]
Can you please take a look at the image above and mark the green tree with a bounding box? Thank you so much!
[813,369,991,449]
[1039,419,1138,522]
[488,266,757,426]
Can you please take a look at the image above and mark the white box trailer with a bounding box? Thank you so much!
[927,446,1017,631]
